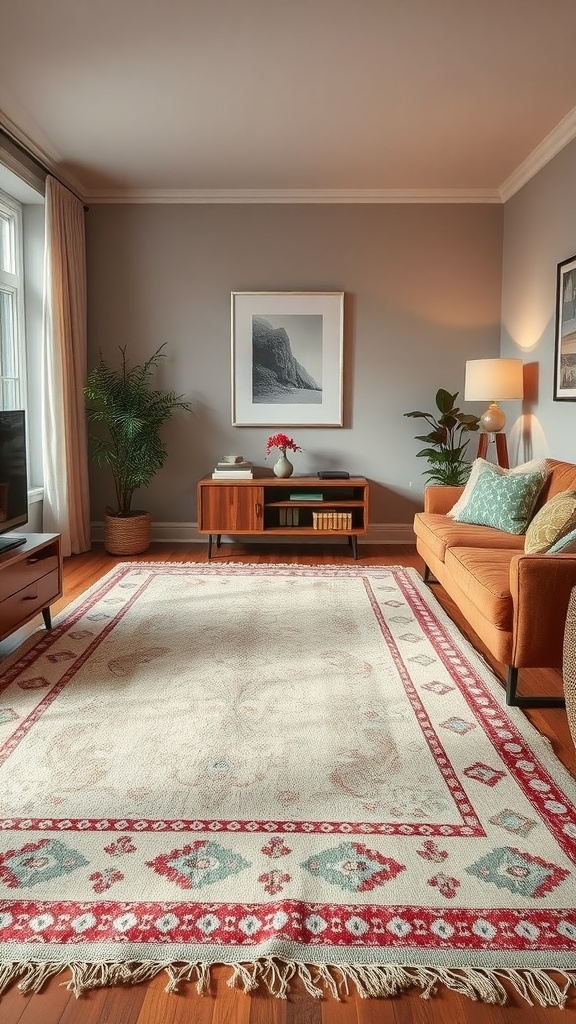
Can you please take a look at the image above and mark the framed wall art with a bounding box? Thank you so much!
[231,291,344,426]
[554,253,576,400]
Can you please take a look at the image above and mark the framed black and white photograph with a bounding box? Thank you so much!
[554,253,576,400]
[231,291,344,426]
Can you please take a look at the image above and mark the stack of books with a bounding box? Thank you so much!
[312,510,353,531]
[211,457,253,479]
[279,508,300,526]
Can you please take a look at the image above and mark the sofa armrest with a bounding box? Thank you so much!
[424,485,464,515]
[510,552,576,668]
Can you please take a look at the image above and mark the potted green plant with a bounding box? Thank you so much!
[84,344,191,554]
[404,388,480,486]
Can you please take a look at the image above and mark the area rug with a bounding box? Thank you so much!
[0,562,575,1007]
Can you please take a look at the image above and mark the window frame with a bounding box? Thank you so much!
[0,188,27,411]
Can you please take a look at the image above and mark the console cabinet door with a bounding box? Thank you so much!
[200,485,263,532]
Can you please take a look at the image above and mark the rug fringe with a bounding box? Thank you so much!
[1,960,575,1006]
[493,967,576,1008]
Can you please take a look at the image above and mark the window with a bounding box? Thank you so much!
[0,190,26,410]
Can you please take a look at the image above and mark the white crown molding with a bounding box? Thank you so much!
[0,109,86,200]
[499,105,576,203]
[4,102,576,206]
[0,109,55,167]
[84,187,502,205]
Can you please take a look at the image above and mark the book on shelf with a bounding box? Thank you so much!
[279,508,299,526]
[212,469,254,479]
[289,492,323,501]
[214,460,253,471]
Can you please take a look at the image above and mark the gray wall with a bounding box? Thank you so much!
[501,136,576,465]
[86,202,504,528]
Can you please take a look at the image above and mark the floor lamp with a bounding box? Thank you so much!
[464,358,524,468]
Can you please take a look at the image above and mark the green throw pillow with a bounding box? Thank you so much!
[449,457,548,520]
[456,470,546,534]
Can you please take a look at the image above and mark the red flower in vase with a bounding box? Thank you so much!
[265,433,302,457]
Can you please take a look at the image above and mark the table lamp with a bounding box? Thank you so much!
[464,358,524,431]
[464,358,524,467]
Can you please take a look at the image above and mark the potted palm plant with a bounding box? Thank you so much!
[404,388,480,486]
[85,344,191,554]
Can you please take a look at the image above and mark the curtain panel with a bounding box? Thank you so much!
[42,176,91,555]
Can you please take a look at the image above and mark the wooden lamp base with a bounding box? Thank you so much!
[476,432,509,468]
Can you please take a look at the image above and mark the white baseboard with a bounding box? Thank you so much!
[91,521,416,545]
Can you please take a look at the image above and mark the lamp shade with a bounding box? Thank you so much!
[464,358,524,402]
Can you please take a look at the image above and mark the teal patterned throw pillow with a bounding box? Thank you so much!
[456,470,545,534]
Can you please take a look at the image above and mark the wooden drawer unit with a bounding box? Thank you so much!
[1,570,61,637]
[0,548,59,603]
[197,475,369,559]
[0,534,63,643]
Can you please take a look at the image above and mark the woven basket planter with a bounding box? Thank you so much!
[104,511,151,555]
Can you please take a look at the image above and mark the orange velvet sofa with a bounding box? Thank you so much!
[413,459,576,708]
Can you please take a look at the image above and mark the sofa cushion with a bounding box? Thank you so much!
[454,469,546,534]
[534,458,576,510]
[414,512,524,564]
[445,546,515,631]
[448,457,548,520]
[524,490,576,553]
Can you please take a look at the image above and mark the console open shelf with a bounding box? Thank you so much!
[197,474,369,559]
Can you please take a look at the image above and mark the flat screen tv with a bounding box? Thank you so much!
[0,410,28,553]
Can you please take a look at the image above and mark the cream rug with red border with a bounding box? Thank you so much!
[0,562,575,1007]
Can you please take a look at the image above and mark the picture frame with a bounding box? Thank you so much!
[231,291,344,426]
[554,253,576,400]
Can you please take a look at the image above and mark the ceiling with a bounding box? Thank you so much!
[2,0,576,203]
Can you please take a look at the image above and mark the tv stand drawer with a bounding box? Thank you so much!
[1,569,60,635]
[0,534,63,642]
[0,549,59,603]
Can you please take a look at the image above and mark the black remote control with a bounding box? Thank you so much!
[317,471,350,479]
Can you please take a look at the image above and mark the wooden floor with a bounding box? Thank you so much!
[1,541,575,1023]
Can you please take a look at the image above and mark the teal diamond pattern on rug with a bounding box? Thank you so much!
[147,840,250,890]
[465,846,570,898]
[0,838,88,889]
[302,841,405,892]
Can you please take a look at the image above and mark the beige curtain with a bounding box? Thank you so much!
[42,176,91,555]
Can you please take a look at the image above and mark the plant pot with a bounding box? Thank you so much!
[104,511,151,555]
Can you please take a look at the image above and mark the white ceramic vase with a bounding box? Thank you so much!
[273,452,294,478]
